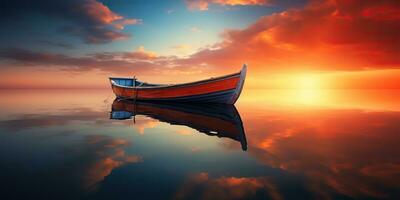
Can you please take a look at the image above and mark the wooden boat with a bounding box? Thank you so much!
[110,99,247,151]
[109,64,247,104]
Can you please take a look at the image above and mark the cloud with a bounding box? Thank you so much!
[0,47,209,85]
[185,0,269,11]
[130,116,160,135]
[76,135,142,190]
[79,0,123,24]
[0,0,141,44]
[175,173,283,200]
[123,46,158,60]
[92,46,158,61]
[183,0,400,72]
[0,47,168,74]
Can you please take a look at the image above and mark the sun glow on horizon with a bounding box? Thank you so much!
[297,74,321,89]
[239,88,400,112]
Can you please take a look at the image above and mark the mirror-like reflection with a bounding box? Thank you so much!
[110,99,247,151]
[0,89,399,199]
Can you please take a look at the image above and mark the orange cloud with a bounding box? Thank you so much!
[81,0,123,24]
[185,0,400,72]
[132,117,160,134]
[123,46,158,60]
[186,0,268,10]
[82,135,142,190]
[80,0,141,30]
[78,0,141,43]
[175,173,282,200]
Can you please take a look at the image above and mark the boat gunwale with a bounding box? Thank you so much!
[110,71,241,90]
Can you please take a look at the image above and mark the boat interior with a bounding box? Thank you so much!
[110,78,162,87]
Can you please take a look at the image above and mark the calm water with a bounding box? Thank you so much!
[0,89,399,200]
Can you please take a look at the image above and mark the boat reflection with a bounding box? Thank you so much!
[110,99,247,151]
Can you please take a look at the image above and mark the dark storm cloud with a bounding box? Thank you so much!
[0,0,140,44]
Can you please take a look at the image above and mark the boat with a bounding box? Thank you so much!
[110,99,247,151]
[109,64,247,104]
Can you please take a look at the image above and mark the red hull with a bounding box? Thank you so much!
[109,65,247,104]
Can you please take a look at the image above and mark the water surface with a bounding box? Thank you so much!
[0,89,399,199]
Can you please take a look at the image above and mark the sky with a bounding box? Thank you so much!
[0,0,399,89]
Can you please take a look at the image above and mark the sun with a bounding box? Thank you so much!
[297,74,320,89]
[294,74,324,105]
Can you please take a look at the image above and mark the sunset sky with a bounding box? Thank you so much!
[0,0,399,89]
